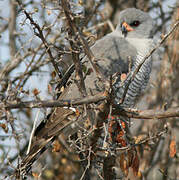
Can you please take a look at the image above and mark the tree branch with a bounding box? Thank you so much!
[113,106,179,119]
[2,92,106,109]
[16,0,61,78]
[2,97,179,119]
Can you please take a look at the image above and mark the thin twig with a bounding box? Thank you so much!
[61,0,87,97]
[61,0,109,89]
[80,147,92,180]
[16,0,61,78]
[119,20,179,104]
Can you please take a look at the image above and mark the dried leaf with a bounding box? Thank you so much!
[51,71,56,78]
[34,7,39,13]
[48,84,52,93]
[78,0,83,5]
[132,152,140,176]
[108,120,115,134]
[0,123,8,133]
[32,172,39,178]
[124,169,129,177]
[52,140,61,152]
[84,118,91,129]
[75,108,80,117]
[61,158,67,164]
[47,10,52,15]
[127,150,134,167]
[117,130,124,137]
[119,153,125,171]
[169,138,176,158]
[33,88,39,96]
[134,135,145,144]
[120,121,126,129]
[44,170,54,178]
[60,86,65,93]
[160,33,165,39]
[137,171,142,178]
[120,153,129,177]
[83,31,93,37]
[116,137,127,147]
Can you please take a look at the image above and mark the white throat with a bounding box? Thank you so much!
[126,37,153,54]
[111,30,154,54]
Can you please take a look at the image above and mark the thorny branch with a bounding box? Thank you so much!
[16,0,61,78]
[60,2,113,178]
[1,98,179,119]
[113,126,169,152]
[1,0,179,179]
[61,0,110,88]
[112,105,179,119]
[1,92,106,109]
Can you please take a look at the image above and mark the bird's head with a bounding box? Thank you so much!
[116,8,154,39]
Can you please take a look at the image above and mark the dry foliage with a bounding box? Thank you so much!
[0,0,178,180]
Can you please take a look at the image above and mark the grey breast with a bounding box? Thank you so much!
[62,31,138,103]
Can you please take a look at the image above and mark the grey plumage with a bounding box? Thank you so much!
[63,8,154,107]
[16,8,155,177]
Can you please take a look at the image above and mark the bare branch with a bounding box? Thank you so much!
[113,106,179,119]
[2,97,179,120]
[9,0,17,58]
[16,0,61,78]
[61,0,110,89]
[2,92,107,109]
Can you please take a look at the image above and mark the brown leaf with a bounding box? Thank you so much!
[47,84,52,93]
[131,152,140,176]
[47,10,52,15]
[169,138,176,158]
[33,88,39,96]
[51,71,56,78]
[84,118,91,129]
[120,153,129,176]
[120,121,126,129]
[134,135,145,144]
[0,123,8,133]
[75,108,80,117]
[108,120,115,134]
[52,140,61,152]
[116,135,127,147]
[61,158,67,164]
[137,171,142,178]
[32,172,39,178]
[127,150,134,167]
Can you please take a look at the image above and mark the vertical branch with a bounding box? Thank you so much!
[61,0,87,97]
[16,0,61,78]
[9,0,17,58]
[60,0,109,87]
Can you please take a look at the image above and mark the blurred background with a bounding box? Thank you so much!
[0,0,178,179]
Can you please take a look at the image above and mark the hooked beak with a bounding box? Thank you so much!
[121,22,134,36]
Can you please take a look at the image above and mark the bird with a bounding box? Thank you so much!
[16,8,155,178]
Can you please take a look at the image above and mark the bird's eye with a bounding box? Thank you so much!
[130,21,140,27]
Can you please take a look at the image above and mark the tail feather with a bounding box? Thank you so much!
[16,107,77,178]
